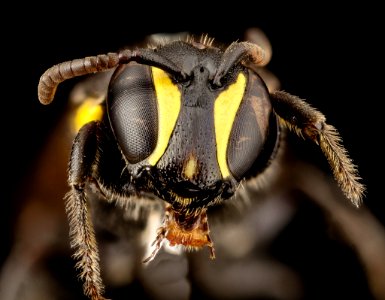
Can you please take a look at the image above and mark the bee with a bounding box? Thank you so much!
[37,30,365,300]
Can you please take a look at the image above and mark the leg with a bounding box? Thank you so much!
[270,91,365,206]
[66,121,107,300]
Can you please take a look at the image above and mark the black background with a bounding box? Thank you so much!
[2,3,383,298]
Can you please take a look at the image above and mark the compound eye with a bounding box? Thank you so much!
[227,70,273,179]
[214,70,273,180]
[107,63,158,164]
[107,63,181,165]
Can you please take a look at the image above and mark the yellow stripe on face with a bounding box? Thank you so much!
[73,98,103,132]
[148,67,181,166]
[214,73,247,178]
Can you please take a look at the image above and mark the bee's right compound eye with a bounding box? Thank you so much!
[107,63,181,165]
[107,63,158,164]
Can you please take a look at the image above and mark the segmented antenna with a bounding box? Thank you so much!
[38,49,183,105]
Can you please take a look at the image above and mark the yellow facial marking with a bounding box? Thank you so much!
[183,155,198,180]
[148,67,181,166]
[214,73,247,178]
[73,98,103,132]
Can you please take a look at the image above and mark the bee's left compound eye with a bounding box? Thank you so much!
[217,70,276,180]
[107,63,159,164]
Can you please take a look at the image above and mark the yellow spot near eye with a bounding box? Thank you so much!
[73,98,103,132]
[183,155,198,180]
[214,73,246,178]
[148,67,181,166]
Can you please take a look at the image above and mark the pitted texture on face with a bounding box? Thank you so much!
[155,64,223,192]
[155,41,222,78]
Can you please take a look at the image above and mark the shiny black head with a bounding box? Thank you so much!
[106,40,278,211]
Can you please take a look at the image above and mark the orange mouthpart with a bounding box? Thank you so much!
[143,205,215,263]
